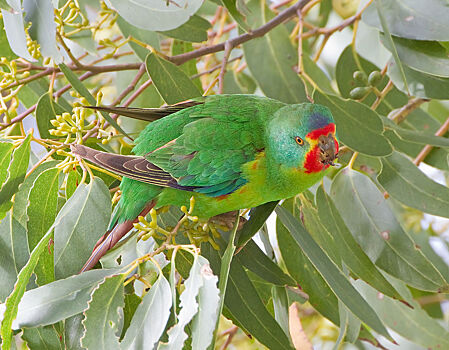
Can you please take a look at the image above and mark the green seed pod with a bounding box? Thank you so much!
[349,87,370,99]
[353,70,367,84]
[368,71,382,86]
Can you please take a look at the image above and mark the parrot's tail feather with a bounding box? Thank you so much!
[80,201,156,272]
[84,100,202,122]
[71,144,197,191]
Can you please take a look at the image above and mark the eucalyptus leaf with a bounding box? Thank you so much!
[36,93,70,139]
[1,7,35,61]
[27,167,59,286]
[362,0,449,41]
[54,177,111,278]
[121,273,172,350]
[276,206,391,340]
[161,15,211,43]
[330,167,448,292]
[81,274,125,350]
[23,0,62,62]
[145,53,202,105]
[0,269,120,330]
[378,151,449,218]
[242,0,306,104]
[0,135,31,220]
[107,0,204,31]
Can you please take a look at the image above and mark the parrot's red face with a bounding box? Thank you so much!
[303,123,339,174]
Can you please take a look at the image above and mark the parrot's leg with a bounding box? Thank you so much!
[80,201,156,272]
[210,211,247,230]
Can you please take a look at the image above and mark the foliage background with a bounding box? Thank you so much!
[0,0,449,349]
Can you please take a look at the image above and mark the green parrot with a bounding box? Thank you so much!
[71,94,338,271]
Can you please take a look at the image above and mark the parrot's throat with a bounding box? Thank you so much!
[304,146,326,173]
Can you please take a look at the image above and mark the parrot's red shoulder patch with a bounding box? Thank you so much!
[306,123,335,140]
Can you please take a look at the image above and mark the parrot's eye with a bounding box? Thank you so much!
[295,136,304,146]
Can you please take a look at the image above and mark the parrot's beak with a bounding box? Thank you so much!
[318,134,338,166]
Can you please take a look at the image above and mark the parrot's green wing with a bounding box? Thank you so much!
[74,95,285,197]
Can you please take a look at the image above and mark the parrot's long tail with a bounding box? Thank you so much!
[80,200,156,272]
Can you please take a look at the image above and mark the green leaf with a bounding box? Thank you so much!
[108,0,204,31]
[120,294,141,341]
[0,269,120,330]
[81,274,125,350]
[330,167,448,291]
[191,257,220,350]
[220,0,250,31]
[116,15,159,61]
[160,255,219,350]
[0,135,31,220]
[202,244,293,350]
[65,169,81,199]
[276,201,339,325]
[388,59,449,99]
[22,325,63,350]
[378,151,449,219]
[161,15,211,43]
[36,93,69,139]
[0,142,14,187]
[355,280,449,348]
[236,240,296,286]
[0,220,55,349]
[237,201,278,246]
[375,0,409,94]
[171,40,202,91]
[27,167,59,286]
[314,92,392,156]
[242,0,306,104]
[64,314,86,350]
[315,186,403,300]
[58,63,130,138]
[54,177,111,278]
[0,19,16,60]
[23,0,62,62]
[385,108,449,170]
[272,286,290,340]
[1,7,35,61]
[276,206,391,340]
[335,45,407,115]
[145,53,202,105]
[386,37,449,78]
[121,273,172,349]
[208,218,239,349]
[362,0,449,41]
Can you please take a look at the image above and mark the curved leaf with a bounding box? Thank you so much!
[330,167,448,291]
[378,151,449,218]
[145,53,202,105]
[276,206,391,341]
[108,0,204,31]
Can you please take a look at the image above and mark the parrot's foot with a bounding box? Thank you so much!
[210,210,247,231]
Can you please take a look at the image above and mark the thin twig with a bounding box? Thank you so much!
[413,116,449,166]
[219,326,238,350]
[218,41,233,94]
[388,98,429,124]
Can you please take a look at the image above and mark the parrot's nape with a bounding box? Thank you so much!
[71,94,338,271]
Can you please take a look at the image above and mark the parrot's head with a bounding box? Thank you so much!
[267,103,338,173]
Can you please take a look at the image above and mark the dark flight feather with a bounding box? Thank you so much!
[84,100,203,122]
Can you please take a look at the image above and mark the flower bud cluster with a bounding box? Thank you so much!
[349,70,383,100]
[55,0,89,37]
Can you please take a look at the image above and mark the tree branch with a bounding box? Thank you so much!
[168,0,313,65]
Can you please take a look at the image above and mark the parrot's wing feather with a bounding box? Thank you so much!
[71,144,196,190]
[146,113,265,196]
[84,100,203,122]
